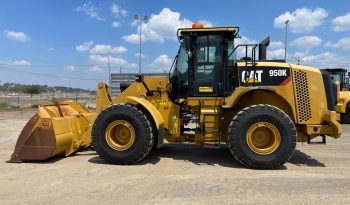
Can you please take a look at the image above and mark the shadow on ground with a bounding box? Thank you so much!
[89,145,327,169]
[7,144,325,168]
[88,143,245,169]
[289,150,326,167]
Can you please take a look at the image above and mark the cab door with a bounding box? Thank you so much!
[192,34,224,97]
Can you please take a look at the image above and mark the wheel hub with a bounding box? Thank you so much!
[246,122,281,155]
[105,120,135,151]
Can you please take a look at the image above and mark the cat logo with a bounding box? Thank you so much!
[242,70,263,83]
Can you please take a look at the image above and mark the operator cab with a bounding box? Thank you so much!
[323,68,350,91]
[169,24,239,100]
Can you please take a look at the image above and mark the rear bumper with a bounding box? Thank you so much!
[302,111,341,139]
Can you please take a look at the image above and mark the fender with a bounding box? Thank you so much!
[126,96,165,148]
[223,87,276,109]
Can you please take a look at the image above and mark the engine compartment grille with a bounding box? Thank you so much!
[293,70,312,122]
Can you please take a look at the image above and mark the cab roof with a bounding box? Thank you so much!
[177,27,239,41]
[178,27,239,33]
[323,68,347,72]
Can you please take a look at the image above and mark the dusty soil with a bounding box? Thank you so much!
[0,111,349,205]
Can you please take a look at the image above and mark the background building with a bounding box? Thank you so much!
[110,73,168,97]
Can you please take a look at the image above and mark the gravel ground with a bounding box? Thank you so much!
[0,110,349,205]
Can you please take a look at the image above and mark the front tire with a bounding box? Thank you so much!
[92,104,154,164]
[227,104,296,169]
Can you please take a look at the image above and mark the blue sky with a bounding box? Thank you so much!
[0,0,350,90]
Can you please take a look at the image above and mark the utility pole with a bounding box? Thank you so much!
[107,55,111,86]
[134,15,148,74]
[120,66,122,73]
[294,56,304,65]
[284,20,290,62]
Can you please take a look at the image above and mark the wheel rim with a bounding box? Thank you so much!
[105,120,135,151]
[246,122,281,155]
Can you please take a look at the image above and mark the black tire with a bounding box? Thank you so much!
[341,104,350,124]
[92,104,154,164]
[227,104,296,169]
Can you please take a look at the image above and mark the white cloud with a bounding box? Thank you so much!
[65,65,76,72]
[89,55,137,69]
[122,34,140,44]
[12,60,31,66]
[274,8,328,33]
[332,13,350,32]
[197,20,213,27]
[123,8,212,44]
[76,41,94,52]
[48,47,55,52]
[4,30,29,42]
[0,60,31,66]
[269,41,284,49]
[135,52,145,59]
[111,4,128,17]
[289,51,350,68]
[235,36,257,45]
[87,65,104,72]
[111,21,121,28]
[75,2,104,21]
[150,55,173,72]
[267,48,285,60]
[290,36,322,49]
[324,37,350,50]
[234,36,257,59]
[89,45,127,54]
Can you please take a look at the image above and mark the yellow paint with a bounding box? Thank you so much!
[94,61,341,143]
[105,120,135,151]
[246,122,281,155]
[199,87,213,92]
[247,77,260,83]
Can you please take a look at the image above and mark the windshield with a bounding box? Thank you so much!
[330,73,342,82]
[227,39,236,66]
[170,42,189,98]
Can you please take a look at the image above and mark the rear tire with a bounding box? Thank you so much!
[92,104,154,164]
[341,103,350,124]
[227,104,296,169]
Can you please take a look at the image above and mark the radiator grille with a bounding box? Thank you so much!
[293,70,311,122]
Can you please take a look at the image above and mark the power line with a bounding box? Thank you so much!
[0,65,104,81]
[0,63,106,69]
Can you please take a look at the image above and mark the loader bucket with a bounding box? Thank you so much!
[9,100,96,162]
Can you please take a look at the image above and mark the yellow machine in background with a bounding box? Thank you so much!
[322,68,350,123]
[10,24,341,169]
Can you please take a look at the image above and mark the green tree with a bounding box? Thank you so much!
[23,85,41,98]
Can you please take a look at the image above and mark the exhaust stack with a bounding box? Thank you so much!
[259,36,270,60]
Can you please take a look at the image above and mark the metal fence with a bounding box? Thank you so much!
[110,72,168,97]
[0,91,95,110]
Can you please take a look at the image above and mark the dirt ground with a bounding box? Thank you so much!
[0,111,349,205]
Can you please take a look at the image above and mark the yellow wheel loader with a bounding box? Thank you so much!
[10,24,341,169]
[322,68,350,123]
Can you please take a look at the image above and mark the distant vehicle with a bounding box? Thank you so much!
[322,68,350,123]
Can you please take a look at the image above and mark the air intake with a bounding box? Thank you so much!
[293,70,312,122]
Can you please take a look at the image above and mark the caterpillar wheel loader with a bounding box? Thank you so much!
[321,68,350,123]
[10,24,341,169]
